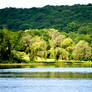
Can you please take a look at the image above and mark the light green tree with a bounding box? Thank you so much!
[19,33,32,53]
[30,36,47,60]
[55,47,69,60]
[49,47,69,60]
[48,29,65,48]
[61,38,74,51]
[48,48,56,59]
[72,40,91,60]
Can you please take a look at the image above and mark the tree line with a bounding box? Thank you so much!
[0,4,92,32]
[0,29,92,63]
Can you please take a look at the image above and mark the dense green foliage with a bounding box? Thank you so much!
[72,40,91,60]
[0,29,92,63]
[0,4,92,32]
[0,4,92,63]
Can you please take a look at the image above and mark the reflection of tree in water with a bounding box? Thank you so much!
[0,71,92,79]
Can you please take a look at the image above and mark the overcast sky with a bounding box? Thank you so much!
[0,0,92,9]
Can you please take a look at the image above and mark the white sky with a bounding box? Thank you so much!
[0,0,92,9]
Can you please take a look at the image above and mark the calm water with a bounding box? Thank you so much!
[0,63,92,92]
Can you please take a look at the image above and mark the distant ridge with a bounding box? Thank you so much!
[0,4,92,31]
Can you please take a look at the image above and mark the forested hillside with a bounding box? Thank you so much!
[0,4,92,63]
[0,4,92,32]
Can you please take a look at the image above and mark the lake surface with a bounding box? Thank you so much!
[0,63,92,92]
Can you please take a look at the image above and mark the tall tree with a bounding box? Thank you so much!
[72,40,91,60]
[0,29,13,60]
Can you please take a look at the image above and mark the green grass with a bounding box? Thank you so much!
[0,58,92,65]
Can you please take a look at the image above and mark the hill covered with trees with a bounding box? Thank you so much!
[0,4,92,63]
[0,4,92,32]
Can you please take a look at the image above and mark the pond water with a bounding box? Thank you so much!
[0,63,92,92]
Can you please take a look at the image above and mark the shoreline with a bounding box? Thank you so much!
[0,60,92,66]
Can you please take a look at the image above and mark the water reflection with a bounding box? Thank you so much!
[0,63,92,92]
[0,72,92,79]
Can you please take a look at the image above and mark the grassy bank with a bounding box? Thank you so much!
[0,59,92,65]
